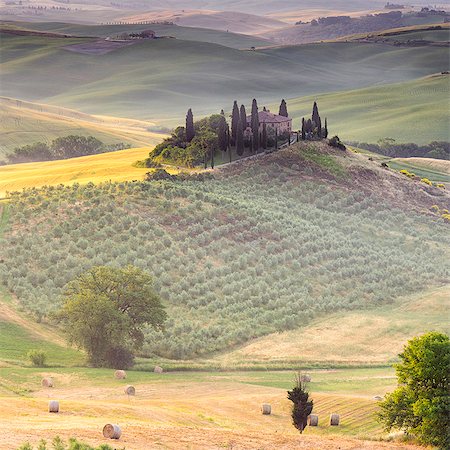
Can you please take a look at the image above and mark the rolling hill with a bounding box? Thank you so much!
[278,74,450,144]
[0,97,164,157]
[1,142,448,360]
[1,28,448,129]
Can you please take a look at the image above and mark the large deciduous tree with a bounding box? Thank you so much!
[378,332,450,449]
[218,114,229,153]
[186,108,195,142]
[56,265,166,369]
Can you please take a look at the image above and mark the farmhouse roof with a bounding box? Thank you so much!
[246,110,291,124]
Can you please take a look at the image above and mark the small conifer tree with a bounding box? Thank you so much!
[279,99,288,117]
[287,373,313,433]
[186,108,195,142]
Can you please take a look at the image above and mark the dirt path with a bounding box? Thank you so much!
[0,292,66,347]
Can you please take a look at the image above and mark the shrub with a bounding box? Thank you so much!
[328,135,346,150]
[27,349,47,367]
[399,169,415,179]
[436,183,446,189]
[421,178,432,186]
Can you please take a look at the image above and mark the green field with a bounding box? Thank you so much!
[1,29,448,127]
[282,74,450,144]
[388,158,450,183]
[382,28,450,42]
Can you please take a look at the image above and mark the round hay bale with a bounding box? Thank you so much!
[308,414,318,426]
[42,377,53,388]
[103,423,122,439]
[154,366,163,374]
[330,413,340,426]
[114,370,126,379]
[124,385,135,396]
[301,374,311,383]
[48,400,59,413]
[261,404,271,415]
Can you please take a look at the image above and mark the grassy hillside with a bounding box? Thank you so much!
[388,157,450,184]
[281,74,450,144]
[1,31,448,126]
[0,146,179,199]
[0,142,448,360]
[0,97,164,157]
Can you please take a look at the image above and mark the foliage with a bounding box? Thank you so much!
[287,373,313,433]
[378,332,450,449]
[400,169,416,179]
[420,178,432,186]
[7,136,129,164]
[27,349,47,367]
[349,140,450,160]
[279,99,288,117]
[328,136,346,150]
[55,265,166,368]
[17,436,119,450]
[0,155,448,359]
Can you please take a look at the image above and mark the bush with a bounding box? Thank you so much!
[27,349,47,367]
[420,178,432,186]
[328,136,346,150]
[18,436,117,450]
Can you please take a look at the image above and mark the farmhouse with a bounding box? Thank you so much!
[246,110,292,135]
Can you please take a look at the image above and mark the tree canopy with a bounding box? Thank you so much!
[56,265,166,368]
[378,332,450,449]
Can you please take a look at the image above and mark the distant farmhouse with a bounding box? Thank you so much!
[246,109,292,135]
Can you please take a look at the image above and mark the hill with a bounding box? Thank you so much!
[0,97,164,157]
[1,29,448,127]
[0,142,448,360]
[279,74,450,144]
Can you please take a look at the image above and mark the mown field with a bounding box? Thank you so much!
[1,143,448,360]
[0,97,163,157]
[1,29,448,125]
[281,74,450,144]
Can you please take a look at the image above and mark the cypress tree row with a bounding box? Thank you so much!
[240,104,247,131]
[251,98,259,153]
[279,99,288,117]
[231,101,240,145]
[262,123,268,149]
[186,108,195,142]
[236,117,245,156]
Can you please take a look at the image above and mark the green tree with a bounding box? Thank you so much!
[279,99,288,117]
[236,117,245,156]
[323,117,328,138]
[378,332,450,449]
[251,98,259,153]
[186,108,195,142]
[287,373,313,433]
[262,122,268,149]
[231,101,240,145]
[240,104,247,131]
[218,115,229,153]
[312,102,322,137]
[56,265,166,368]
[301,118,306,140]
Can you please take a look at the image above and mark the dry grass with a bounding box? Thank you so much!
[0,147,184,198]
[0,376,421,450]
[218,286,450,365]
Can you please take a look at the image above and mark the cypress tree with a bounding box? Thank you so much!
[323,118,328,138]
[186,108,195,142]
[312,102,322,137]
[218,115,228,153]
[231,101,240,145]
[251,98,259,153]
[236,117,244,156]
[306,119,313,137]
[240,104,247,131]
[279,99,288,117]
[220,109,225,116]
[262,123,267,149]
[275,128,278,150]
[301,118,306,140]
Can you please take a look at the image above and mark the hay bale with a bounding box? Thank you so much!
[103,423,122,439]
[124,385,135,396]
[48,400,59,413]
[114,370,126,379]
[261,404,271,415]
[301,374,311,383]
[42,377,53,388]
[308,414,318,426]
[154,366,163,374]
[330,413,340,426]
